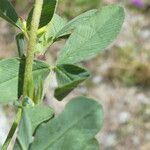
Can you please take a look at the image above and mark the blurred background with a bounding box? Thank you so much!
[0,0,150,149]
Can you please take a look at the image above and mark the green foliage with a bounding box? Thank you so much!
[46,14,67,39]
[34,14,67,54]
[54,64,90,100]
[16,33,25,57]
[55,9,97,39]
[14,104,54,150]
[0,58,50,103]
[35,10,97,54]
[27,0,57,29]
[0,0,22,29]
[0,1,124,149]
[30,97,103,150]
[84,139,99,150]
[57,5,124,64]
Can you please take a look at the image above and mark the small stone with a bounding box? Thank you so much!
[145,133,150,140]
[140,28,150,40]
[118,111,131,123]
[137,93,150,105]
[92,76,102,84]
[105,134,117,147]
[77,87,87,94]
[132,136,140,145]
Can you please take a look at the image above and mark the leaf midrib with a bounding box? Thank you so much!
[58,8,121,64]
[40,104,100,150]
[56,10,97,38]
[0,67,49,86]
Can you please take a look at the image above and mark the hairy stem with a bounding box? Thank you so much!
[23,0,43,98]
[2,1,43,149]
[1,108,22,150]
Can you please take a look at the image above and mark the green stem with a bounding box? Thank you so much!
[23,0,44,98]
[1,108,22,150]
[2,1,44,149]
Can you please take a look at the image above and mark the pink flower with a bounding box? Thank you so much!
[131,0,144,7]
